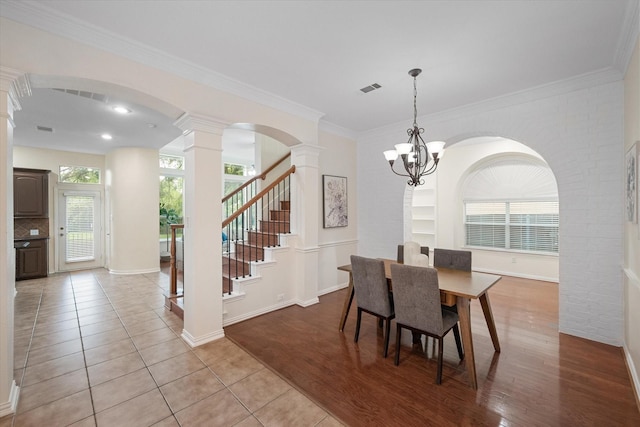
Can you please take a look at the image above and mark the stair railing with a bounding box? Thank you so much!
[169,224,185,296]
[222,152,291,221]
[222,165,295,295]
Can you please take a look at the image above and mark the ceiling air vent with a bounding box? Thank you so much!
[52,88,108,103]
[36,125,54,133]
[360,83,381,93]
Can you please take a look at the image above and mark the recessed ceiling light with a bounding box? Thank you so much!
[101,133,113,140]
[112,106,131,114]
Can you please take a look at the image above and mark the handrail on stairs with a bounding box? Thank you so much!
[222,165,295,294]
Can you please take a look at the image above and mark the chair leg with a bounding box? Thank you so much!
[436,336,444,385]
[394,324,402,366]
[354,308,362,343]
[383,318,391,358]
[453,323,464,360]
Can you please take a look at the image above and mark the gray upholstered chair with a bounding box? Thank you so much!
[433,248,471,271]
[390,263,464,384]
[397,244,429,264]
[350,255,395,358]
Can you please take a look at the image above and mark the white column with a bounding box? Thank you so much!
[106,147,159,274]
[175,113,226,346]
[290,143,323,306]
[0,67,27,416]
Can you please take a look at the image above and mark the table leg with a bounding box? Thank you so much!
[457,296,477,390]
[339,273,354,331]
[479,292,500,352]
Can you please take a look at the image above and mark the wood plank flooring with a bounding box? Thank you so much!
[225,276,640,426]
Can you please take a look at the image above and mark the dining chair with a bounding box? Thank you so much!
[433,248,471,271]
[390,263,464,384]
[350,255,395,358]
[397,243,429,264]
[433,248,472,347]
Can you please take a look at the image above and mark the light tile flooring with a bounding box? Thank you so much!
[1,269,342,427]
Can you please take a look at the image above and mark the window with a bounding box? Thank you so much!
[465,201,559,253]
[59,166,100,184]
[224,163,245,176]
[462,157,558,254]
[159,154,184,241]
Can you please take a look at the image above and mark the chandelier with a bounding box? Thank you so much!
[383,68,445,186]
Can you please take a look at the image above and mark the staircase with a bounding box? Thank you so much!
[222,165,295,295]
[165,159,294,319]
[223,200,290,294]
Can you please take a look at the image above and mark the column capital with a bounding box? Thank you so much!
[174,112,229,136]
[0,67,32,113]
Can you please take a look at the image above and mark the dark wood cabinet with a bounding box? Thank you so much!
[15,239,48,280]
[14,168,49,218]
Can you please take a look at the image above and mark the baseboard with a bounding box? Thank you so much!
[472,267,558,283]
[317,282,348,297]
[181,329,225,348]
[0,381,19,418]
[296,297,320,307]
[108,267,161,275]
[624,343,640,412]
[223,300,296,327]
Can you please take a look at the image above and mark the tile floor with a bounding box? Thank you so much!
[1,269,343,427]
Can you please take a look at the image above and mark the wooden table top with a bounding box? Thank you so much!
[338,259,502,300]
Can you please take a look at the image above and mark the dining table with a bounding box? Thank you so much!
[337,259,502,390]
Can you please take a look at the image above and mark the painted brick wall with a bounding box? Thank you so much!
[358,76,624,345]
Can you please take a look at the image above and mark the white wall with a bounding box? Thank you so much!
[318,128,358,295]
[358,75,624,346]
[623,35,640,404]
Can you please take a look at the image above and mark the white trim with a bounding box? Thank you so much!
[318,120,358,140]
[624,267,640,291]
[317,283,349,296]
[295,297,320,307]
[0,381,19,418]
[108,267,160,275]
[614,0,640,73]
[317,239,358,248]
[180,329,225,348]
[623,342,640,410]
[224,300,296,326]
[0,1,325,124]
[472,267,558,283]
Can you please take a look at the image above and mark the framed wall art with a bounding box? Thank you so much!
[626,142,638,224]
[323,175,348,228]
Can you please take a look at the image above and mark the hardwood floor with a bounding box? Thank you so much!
[225,276,640,426]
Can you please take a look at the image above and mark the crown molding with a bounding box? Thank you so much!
[0,1,325,123]
[360,67,624,140]
[0,66,32,112]
[614,0,640,73]
[318,120,358,141]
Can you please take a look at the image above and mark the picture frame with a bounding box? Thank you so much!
[323,175,348,228]
[626,142,638,224]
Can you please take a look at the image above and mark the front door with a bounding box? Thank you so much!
[57,190,103,271]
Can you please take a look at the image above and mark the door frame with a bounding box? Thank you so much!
[55,186,105,272]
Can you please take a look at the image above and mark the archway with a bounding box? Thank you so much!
[404,136,560,282]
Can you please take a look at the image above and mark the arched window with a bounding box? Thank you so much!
[463,156,559,254]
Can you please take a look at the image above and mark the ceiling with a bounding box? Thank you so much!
[2,0,637,156]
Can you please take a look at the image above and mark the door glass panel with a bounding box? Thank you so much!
[65,195,95,262]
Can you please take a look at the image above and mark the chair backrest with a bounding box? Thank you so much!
[390,264,443,334]
[408,254,429,267]
[433,248,471,271]
[350,255,393,317]
[397,243,429,264]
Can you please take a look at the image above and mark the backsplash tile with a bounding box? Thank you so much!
[15,218,49,239]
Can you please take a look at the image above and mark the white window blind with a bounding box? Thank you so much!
[465,201,559,253]
[66,195,95,262]
[462,157,559,254]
